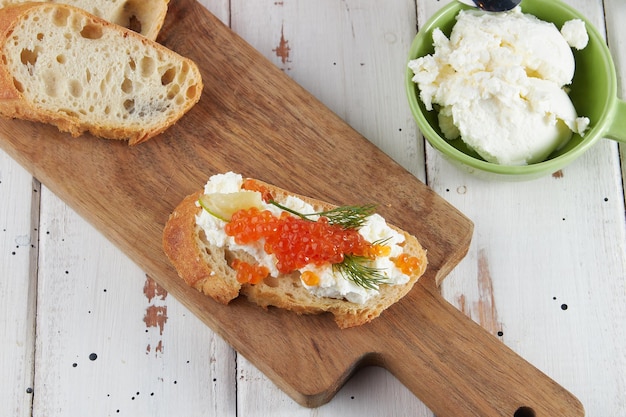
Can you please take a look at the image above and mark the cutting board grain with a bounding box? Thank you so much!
[0,0,584,415]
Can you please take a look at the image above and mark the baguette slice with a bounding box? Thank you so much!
[0,0,170,40]
[0,3,202,144]
[163,178,428,329]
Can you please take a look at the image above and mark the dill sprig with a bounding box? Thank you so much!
[269,200,376,229]
[333,255,388,290]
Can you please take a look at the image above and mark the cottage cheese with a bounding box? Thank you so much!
[408,7,590,165]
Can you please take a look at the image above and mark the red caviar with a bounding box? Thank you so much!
[225,207,373,274]
[231,258,269,284]
[241,179,274,203]
[362,244,391,259]
[393,253,421,275]
[301,271,320,286]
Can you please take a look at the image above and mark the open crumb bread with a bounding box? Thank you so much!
[163,180,428,329]
[0,2,202,144]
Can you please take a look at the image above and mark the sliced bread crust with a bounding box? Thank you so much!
[163,179,428,329]
[0,0,170,40]
[0,3,202,144]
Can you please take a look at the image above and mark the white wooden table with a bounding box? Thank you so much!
[2,0,625,416]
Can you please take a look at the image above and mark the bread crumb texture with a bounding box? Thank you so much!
[2,3,201,143]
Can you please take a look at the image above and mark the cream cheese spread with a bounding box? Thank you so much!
[408,7,590,165]
[195,172,410,304]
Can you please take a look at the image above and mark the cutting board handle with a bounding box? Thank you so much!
[379,282,585,417]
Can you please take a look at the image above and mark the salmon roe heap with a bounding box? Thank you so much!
[224,207,374,274]
[224,207,276,245]
[231,259,269,284]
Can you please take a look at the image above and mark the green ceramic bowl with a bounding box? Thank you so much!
[406,0,626,180]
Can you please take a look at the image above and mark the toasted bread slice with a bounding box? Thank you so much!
[0,0,169,40]
[0,3,202,144]
[163,177,427,329]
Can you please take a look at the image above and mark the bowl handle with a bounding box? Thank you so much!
[605,98,626,143]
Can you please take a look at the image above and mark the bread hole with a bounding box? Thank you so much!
[167,84,180,100]
[70,14,83,32]
[36,33,44,41]
[80,23,103,40]
[121,77,133,93]
[20,47,39,66]
[85,68,91,83]
[88,105,94,113]
[52,7,70,26]
[99,69,113,92]
[123,99,135,114]
[140,56,155,77]
[68,79,82,97]
[179,62,190,80]
[13,78,24,93]
[128,58,136,71]
[43,71,58,97]
[59,109,79,118]
[104,105,111,115]
[56,54,66,64]
[161,67,176,85]
[150,102,168,114]
[263,276,280,288]
[175,96,184,106]
[186,84,199,99]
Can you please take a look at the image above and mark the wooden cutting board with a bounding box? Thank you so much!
[0,0,584,416]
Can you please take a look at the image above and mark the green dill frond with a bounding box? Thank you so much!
[269,200,376,229]
[315,205,377,229]
[333,255,388,290]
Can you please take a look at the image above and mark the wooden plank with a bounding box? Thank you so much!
[32,189,237,416]
[0,0,585,415]
[0,149,37,417]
